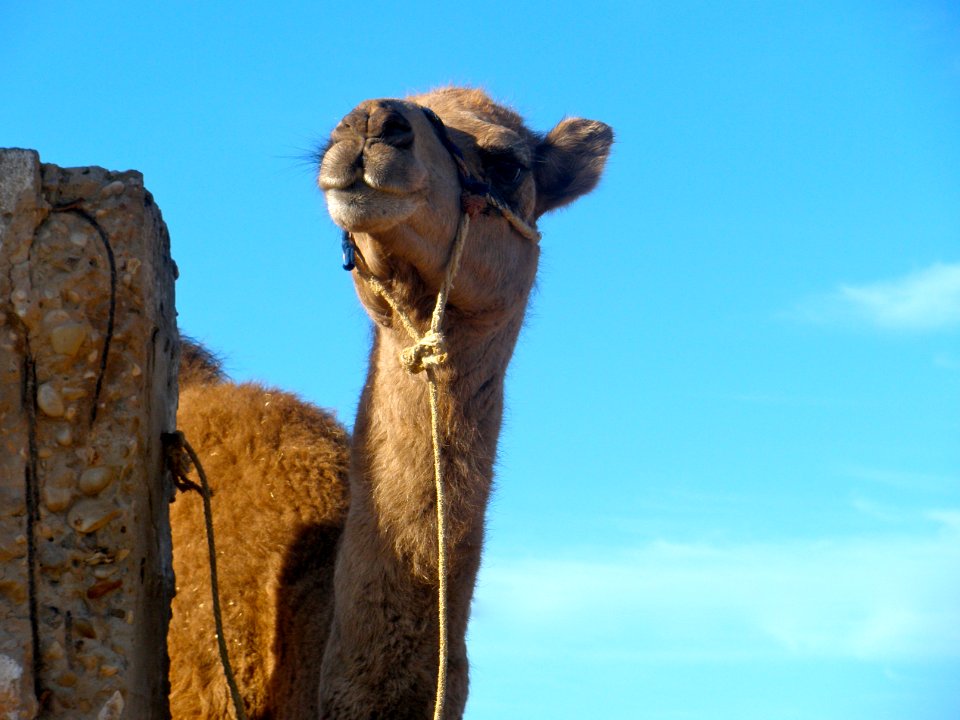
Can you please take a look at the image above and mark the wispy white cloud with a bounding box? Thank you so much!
[472,512,960,663]
[796,262,960,331]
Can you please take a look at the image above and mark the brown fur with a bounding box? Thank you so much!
[168,346,349,719]
[168,87,612,718]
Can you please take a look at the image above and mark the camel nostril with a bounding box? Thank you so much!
[333,107,368,139]
[369,109,414,149]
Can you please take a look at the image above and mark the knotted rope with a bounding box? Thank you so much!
[347,173,540,718]
[349,196,476,720]
[347,102,543,715]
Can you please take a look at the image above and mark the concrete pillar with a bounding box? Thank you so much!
[0,149,177,719]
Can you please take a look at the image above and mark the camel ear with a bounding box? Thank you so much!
[533,118,613,217]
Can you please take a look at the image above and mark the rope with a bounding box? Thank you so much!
[348,179,538,719]
[164,431,249,720]
[351,204,474,720]
[484,194,541,243]
[354,208,472,376]
[426,374,448,720]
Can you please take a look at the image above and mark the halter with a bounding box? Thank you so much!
[340,104,540,271]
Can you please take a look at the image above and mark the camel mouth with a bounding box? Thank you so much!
[324,182,420,234]
[320,136,429,233]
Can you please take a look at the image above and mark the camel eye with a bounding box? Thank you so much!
[480,149,527,193]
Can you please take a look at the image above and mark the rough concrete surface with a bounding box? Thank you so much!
[0,149,178,719]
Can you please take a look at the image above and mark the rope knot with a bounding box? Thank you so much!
[399,330,448,373]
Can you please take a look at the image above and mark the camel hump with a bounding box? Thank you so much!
[178,336,227,387]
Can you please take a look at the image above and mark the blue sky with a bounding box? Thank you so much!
[4,2,959,718]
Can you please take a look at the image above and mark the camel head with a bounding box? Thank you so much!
[318,88,613,318]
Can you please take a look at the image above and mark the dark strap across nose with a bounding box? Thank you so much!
[419,107,490,196]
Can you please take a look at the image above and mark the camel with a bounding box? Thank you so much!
[167,87,613,719]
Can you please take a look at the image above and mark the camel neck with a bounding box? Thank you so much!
[318,312,525,716]
[351,314,522,574]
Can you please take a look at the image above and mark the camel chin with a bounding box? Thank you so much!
[324,185,418,233]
